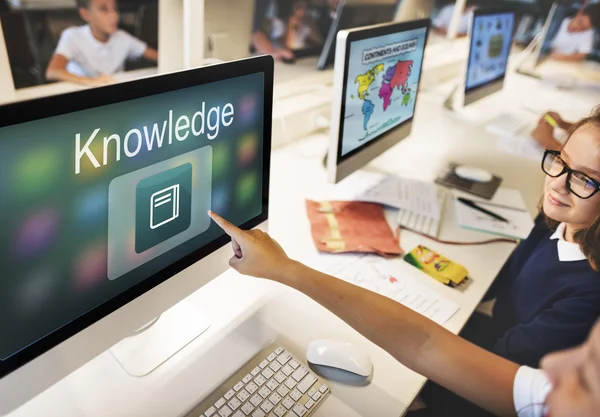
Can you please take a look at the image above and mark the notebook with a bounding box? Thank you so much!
[453,188,534,240]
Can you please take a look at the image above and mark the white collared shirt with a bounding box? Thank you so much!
[55,25,147,77]
[514,366,552,417]
[549,223,587,262]
[552,18,594,55]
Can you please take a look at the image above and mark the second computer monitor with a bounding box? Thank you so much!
[327,19,430,183]
[464,8,515,106]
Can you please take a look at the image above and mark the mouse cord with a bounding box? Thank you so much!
[398,226,519,246]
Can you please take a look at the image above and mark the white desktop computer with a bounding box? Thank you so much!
[327,19,430,183]
[516,3,559,78]
[0,56,273,413]
[394,0,436,23]
[444,7,515,109]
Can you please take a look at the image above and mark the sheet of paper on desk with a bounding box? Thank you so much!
[308,253,459,325]
[496,134,544,161]
[331,172,441,219]
[453,188,534,240]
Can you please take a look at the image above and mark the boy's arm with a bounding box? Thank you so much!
[551,52,588,61]
[143,48,158,62]
[46,54,114,86]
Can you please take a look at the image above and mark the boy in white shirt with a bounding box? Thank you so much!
[551,4,600,61]
[432,2,477,36]
[46,0,158,86]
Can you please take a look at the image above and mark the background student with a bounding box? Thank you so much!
[207,210,600,417]
[432,0,477,36]
[46,0,158,86]
[550,3,600,61]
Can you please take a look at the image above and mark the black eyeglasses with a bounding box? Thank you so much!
[541,150,600,199]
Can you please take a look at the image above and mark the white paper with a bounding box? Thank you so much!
[453,188,534,240]
[307,254,460,326]
[496,134,544,161]
[332,173,441,220]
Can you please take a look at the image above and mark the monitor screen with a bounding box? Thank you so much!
[0,69,267,368]
[339,25,427,158]
[465,11,515,93]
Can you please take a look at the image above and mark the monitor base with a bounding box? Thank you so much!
[109,300,210,377]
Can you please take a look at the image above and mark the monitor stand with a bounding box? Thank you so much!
[109,301,210,377]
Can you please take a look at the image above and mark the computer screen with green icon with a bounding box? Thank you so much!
[0,57,273,380]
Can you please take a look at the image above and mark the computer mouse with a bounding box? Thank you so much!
[454,165,493,183]
[306,339,373,377]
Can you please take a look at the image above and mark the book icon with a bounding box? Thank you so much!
[150,184,180,229]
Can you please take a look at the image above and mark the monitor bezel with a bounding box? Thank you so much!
[335,18,430,165]
[0,55,274,380]
[464,8,516,100]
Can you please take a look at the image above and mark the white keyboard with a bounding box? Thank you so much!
[485,113,534,138]
[396,188,447,238]
[187,342,330,417]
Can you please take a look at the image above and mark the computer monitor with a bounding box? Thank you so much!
[463,8,515,106]
[327,18,430,183]
[517,2,559,76]
[0,55,273,413]
[317,0,400,70]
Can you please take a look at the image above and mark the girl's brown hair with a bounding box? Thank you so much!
[542,106,600,271]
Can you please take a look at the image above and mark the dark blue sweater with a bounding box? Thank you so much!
[485,216,600,368]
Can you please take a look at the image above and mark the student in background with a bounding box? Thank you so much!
[207,206,600,417]
[46,0,158,86]
[432,0,477,36]
[285,0,323,51]
[251,0,295,62]
[551,4,600,61]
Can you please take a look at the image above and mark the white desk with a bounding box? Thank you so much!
[6,67,600,417]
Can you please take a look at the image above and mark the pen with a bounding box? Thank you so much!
[457,197,509,223]
[544,114,558,128]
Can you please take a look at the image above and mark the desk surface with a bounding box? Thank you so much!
[6,65,600,417]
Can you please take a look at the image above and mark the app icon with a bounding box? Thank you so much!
[135,163,192,253]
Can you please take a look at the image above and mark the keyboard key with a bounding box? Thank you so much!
[282,397,295,410]
[319,385,328,394]
[204,406,217,416]
[269,392,282,405]
[259,360,269,369]
[254,375,267,387]
[242,374,253,384]
[284,377,296,390]
[307,388,317,398]
[289,389,302,402]
[241,402,254,415]
[274,405,287,417]
[251,367,261,376]
[267,353,278,362]
[246,382,259,394]
[260,400,274,413]
[296,374,317,394]
[277,386,290,398]
[234,382,245,392]
[228,398,242,411]
[292,404,307,416]
[281,365,294,376]
[304,399,314,409]
[291,367,308,382]
[269,361,282,372]
[261,368,275,380]
[275,347,284,355]
[311,392,322,402]
[276,352,291,365]
[215,398,226,409]
[250,394,263,407]
[237,390,250,403]
[225,389,236,400]
[232,412,244,417]
[258,386,271,399]
[288,360,300,369]
[219,406,233,417]
[274,371,287,384]
[266,379,279,391]
[252,411,265,417]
